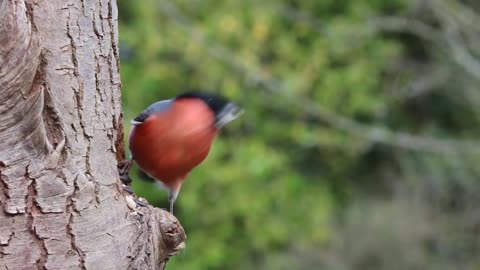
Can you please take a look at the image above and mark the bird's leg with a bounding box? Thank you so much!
[134,198,149,207]
[168,188,179,214]
[168,193,175,213]
[169,201,174,213]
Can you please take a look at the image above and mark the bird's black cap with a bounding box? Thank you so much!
[176,90,243,128]
[175,90,231,116]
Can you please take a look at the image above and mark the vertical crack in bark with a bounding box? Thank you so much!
[0,161,10,206]
[25,165,48,270]
[65,173,86,270]
[66,7,97,208]
[84,141,100,205]
[79,0,86,15]
[66,210,86,270]
[107,0,120,85]
[66,13,88,140]
[98,1,105,34]
[106,0,125,162]
[94,55,102,118]
[92,20,103,40]
[65,19,79,78]
[0,162,5,208]
[0,161,13,247]
[114,113,126,162]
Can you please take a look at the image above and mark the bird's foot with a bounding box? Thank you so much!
[118,160,133,186]
[135,198,149,207]
[118,159,133,174]
[120,173,132,185]
[122,184,134,194]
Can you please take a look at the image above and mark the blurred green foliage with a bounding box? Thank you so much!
[118,0,480,269]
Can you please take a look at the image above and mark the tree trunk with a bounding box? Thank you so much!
[0,1,185,269]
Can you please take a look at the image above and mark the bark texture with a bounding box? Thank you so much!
[0,1,186,269]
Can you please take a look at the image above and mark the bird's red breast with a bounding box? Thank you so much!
[129,98,218,189]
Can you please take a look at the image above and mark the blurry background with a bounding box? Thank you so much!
[117,0,480,269]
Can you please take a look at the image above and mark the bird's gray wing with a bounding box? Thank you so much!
[131,99,173,125]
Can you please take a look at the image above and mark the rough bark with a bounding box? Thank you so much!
[0,1,186,269]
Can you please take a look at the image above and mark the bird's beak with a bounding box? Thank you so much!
[215,102,243,129]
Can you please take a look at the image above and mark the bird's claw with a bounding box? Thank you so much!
[122,184,134,194]
[135,198,149,207]
[120,174,132,185]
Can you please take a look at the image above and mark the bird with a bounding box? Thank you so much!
[119,90,243,213]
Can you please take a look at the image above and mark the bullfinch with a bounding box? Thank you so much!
[119,91,243,213]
